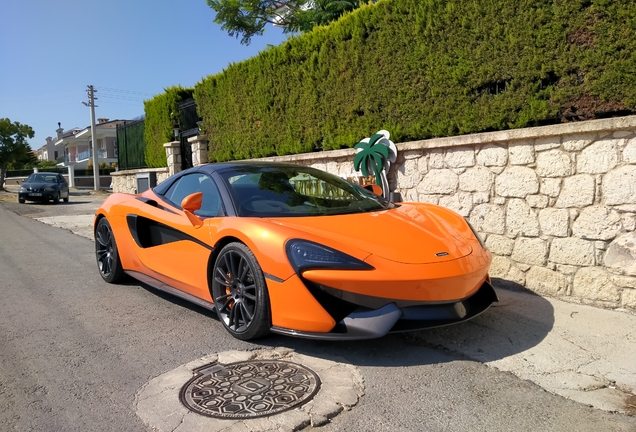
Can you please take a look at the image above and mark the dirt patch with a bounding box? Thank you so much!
[560,93,629,120]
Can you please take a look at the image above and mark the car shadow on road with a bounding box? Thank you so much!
[259,278,556,368]
[134,277,555,369]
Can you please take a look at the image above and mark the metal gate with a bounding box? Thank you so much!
[178,98,199,170]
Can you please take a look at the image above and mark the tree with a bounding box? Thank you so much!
[207,0,362,45]
[0,118,35,190]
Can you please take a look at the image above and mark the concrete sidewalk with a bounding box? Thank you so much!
[3,184,635,415]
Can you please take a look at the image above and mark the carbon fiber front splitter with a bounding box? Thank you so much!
[270,281,498,340]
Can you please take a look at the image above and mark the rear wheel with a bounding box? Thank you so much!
[95,217,126,283]
[63,194,69,203]
[212,242,270,340]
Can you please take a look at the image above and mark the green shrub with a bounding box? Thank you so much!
[194,0,635,162]
[143,86,193,167]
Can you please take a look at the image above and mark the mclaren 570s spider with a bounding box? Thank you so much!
[94,162,497,340]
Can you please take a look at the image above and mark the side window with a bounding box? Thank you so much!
[164,173,223,218]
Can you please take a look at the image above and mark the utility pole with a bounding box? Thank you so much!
[86,85,100,191]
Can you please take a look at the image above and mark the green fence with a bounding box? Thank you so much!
[117,119,147,170]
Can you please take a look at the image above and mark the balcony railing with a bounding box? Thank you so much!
[77,149,108,161]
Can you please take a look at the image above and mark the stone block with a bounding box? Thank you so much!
[534,136,561,151]
[476,144,508,166]
[489,256,511,278]
[539,208,570,237]
[507,264,526,285]
[549,238,595,266]
[485,235,515,255]
[577,139,619,174]
[602,166,636,205]
[508,143,535,165]
[417,156,428,173]
[563,135,594,152]
[621,213,636,232]
[403,150,422,160]
[428,149,445,168]
[571,206,622,241]
[604,232,636,276]
[396,158,420,189]
[526,266,568,296]
[445,147,475,168]
[540,178,561,197]
[612,275,636,289]
[506,199,539,237]
[623,137,636,163]
[556,264,579,275]
[555,175,595,208]
[622,288,636,311]
[417,169,458,194]
[536,149,572,177]
[418,194,439,204]
[511,237,548,265]
[526,194,549,209]
[469,204,506,235]
[495,166,539,198]
[572,267,620,304]
[438,193,473,217]
[459,166,493,192]
[473,192,490,204]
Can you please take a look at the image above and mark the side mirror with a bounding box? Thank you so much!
[181,192,203,228]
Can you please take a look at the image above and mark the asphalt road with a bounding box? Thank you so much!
[1,200,635,432]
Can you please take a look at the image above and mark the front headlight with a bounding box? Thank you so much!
[19,187,26,192]
[285,239,374,273]
[465,219,486,250]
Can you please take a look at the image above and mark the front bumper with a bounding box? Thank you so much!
[19,191,57,201]
[270,280,498,340]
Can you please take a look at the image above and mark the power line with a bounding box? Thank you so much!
[94,86,154,96]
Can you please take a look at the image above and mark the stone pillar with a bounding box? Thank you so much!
[188,135,209,166]
[67,164,75,188]
[163,141,181,177]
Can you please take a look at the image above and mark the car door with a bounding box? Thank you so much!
[133,172,224,300]
[57,175,69,198]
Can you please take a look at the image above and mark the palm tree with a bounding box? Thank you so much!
[353,130,396,198]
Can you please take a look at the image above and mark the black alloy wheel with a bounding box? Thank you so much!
[95,218,125,283]
[212,242,270,340]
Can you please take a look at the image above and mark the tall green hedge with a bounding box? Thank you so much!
[194,0,635,162]
[143,86,193,167]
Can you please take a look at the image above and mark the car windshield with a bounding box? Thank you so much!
[219,165,394,217]
[26,174,57,183]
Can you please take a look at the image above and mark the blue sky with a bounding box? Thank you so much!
[0,0,288,149]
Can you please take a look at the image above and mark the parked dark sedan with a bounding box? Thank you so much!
[18,172,70,204]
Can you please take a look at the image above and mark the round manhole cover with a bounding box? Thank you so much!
[179,360,321,419]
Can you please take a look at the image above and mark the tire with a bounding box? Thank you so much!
[212,242,271,340]
[18,199,25,204]
[53,192,60,204]
[95,217,126,283]
[63,195,69,203]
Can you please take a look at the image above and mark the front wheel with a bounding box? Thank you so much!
[95,217,126,283]
[212,242,270,340]
[53,192,60,204]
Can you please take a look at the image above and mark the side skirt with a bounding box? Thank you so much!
[125,270,216,312]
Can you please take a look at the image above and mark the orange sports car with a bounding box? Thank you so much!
[94,162,496,340]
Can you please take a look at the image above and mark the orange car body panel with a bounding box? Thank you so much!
[96,188,491,334]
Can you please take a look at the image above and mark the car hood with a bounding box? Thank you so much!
[268,204,473,264]
[21,182,57,189]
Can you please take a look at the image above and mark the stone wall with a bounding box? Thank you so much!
[257,116,636,312]
[111,117,636,312]
[110,167,170,194]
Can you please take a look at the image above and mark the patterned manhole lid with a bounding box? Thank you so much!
[179,360,321,419]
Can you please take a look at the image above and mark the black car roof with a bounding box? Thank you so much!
[196,161,309,174]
